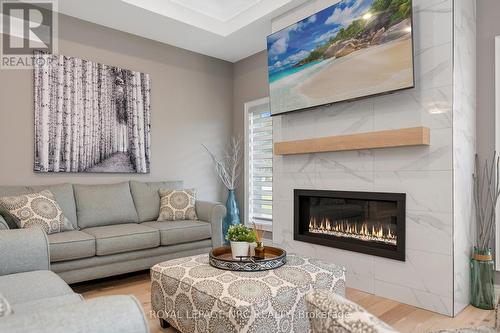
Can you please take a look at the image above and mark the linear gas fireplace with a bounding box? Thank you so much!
[294,189,406,261]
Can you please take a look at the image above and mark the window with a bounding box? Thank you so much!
[245,97,272,231]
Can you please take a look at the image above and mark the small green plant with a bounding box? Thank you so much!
[226,224,256,242]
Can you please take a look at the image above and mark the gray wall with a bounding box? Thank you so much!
[476,0,500,160]
[0,14,233,202]
[476,0,500,284]
[232,50,269,221]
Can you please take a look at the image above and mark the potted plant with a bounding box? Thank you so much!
[471,153,498,310]
[203,138,242,244]
[226,224,256,259]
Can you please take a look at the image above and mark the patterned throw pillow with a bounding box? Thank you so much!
[306,290,398,333]
[0,190,74,234]
[157,189,198,221]
[0,294,13,317]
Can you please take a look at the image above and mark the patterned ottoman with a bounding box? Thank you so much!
[151,253,346,333]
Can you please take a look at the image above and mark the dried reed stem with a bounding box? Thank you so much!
[203,137,242,191]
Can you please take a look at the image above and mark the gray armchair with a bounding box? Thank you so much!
[0,296,149,333]
[0,228,50,275]
[0,228,150,333]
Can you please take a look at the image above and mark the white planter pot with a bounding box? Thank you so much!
[249,242,257,257]
[230,241,249,259]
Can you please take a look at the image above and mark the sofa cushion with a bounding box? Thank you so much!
[13,294,82,315]
[48,231,96,262]
[130,180,183,222]
[74,182,139,228]
[0,295,149,333]
[0,270,74,306]
[142,220,211,246]
[0,183,77,229]
[82,224,160,256]
[0,294,13,317]
[158,189,198,221]
[0,190,74,234]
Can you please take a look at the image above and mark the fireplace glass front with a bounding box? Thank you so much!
[294,189,406,261]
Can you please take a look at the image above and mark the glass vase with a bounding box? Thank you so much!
[470,247,495,310]
[222,189,240,245]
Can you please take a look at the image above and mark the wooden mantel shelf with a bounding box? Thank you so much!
[274,127,430,155]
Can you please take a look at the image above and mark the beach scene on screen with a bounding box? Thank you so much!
[267,0,414,115]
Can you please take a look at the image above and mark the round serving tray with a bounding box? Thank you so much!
[209,246,287,272]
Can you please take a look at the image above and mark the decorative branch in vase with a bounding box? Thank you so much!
[203,137,242,244]
[471,153,499,310]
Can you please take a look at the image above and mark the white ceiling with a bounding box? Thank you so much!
[169,0,262,23]
[56,0,308,62]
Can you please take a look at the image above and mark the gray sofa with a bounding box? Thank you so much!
[0,181,226,284]
[0,228,149,333]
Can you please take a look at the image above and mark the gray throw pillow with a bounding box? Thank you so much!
[73,182,139,228]
[0,190,74,234]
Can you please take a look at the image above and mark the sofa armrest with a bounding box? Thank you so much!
[0,228,50,276]
[0,215,9,230]
[196,200,226,247]
[0,295,149,333]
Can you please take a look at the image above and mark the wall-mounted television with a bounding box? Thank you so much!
[267,0,414,116]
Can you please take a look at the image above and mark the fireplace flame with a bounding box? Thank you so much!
[308,217,397,245]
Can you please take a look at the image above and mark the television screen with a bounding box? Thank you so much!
[267,0,414,116]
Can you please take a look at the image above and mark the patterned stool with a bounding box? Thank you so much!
[151,253,346,333]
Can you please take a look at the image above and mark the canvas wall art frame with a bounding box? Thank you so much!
[34,52,151,173]
[267,0,414,116]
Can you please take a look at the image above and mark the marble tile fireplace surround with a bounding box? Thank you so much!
[271,0,476,317]
[294,189,406,261]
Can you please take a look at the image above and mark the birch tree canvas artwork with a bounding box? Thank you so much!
[34,52,151,173]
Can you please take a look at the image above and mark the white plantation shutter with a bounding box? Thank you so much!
[245,98,272,228]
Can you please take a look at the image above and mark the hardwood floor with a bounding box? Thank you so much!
[73,271,494,333]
